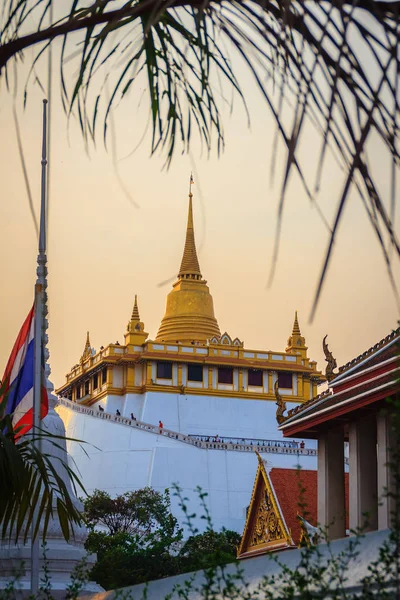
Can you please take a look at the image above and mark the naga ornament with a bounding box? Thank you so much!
[323,335,337,381]
[274,380,287,424]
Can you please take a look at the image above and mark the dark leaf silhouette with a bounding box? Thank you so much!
[1,1,399,316]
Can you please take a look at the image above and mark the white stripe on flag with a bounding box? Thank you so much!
[9,320,35,385]
[12,388,34,427]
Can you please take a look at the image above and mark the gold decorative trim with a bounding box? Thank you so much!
[237,453,294,559]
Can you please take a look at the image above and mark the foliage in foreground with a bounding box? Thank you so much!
[2,393,400,597]
[83,487,240,590]
[0,383,84,543]
[83,487,179,538]
[2,486,400,599]
[1,1,399,314]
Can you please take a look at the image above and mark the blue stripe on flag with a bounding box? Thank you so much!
[6,338,34,415]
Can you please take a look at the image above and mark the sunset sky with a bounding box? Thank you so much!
[1,39,399,390]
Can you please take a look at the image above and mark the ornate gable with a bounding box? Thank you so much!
[237,454,294,559]
[208,332,244,347]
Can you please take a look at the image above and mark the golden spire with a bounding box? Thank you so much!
[125,294,148,345]
[286,311,307,359]
[131,294,140,321]
[155,176,221,344]
[81,331,92,362]
[292,311,301,336]
[84,331,90,353]
[178,174,202,280]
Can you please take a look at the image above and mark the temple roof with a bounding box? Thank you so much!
[238,458,349,559]
[280,328,400,438]
[336,326,400,378]
[237,455,296,559]
[269,468,318,545]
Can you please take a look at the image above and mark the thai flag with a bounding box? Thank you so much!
[1,305,48,438]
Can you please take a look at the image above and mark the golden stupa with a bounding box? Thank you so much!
[156,182,221,344]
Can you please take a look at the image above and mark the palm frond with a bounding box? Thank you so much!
[0,390,85,543]
[0,0,399,315]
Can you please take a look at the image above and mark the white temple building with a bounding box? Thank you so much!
[55,185,324,534]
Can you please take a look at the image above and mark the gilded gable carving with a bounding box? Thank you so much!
[237,453,293,558]
[250,488,285,547]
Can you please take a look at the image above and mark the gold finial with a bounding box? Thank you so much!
[292,311,301,336]
[81,331,92,362]
[84,331,90,352]
[131,294,140,321]
[178,176,202,279]
[255,450,264,468]
[286,310,307,357]
[125,294,148,344]
[189,172,194,197]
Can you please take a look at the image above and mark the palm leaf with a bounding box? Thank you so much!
[0,0,399,314]
[0,389,86,543]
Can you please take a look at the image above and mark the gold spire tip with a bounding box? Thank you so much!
[292,311,301,336]
[81,330,91,360]
[131,294,140,321]
[178,182,202,279]
[189,172,194,197]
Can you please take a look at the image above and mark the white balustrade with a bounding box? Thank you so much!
[56,397,323,458]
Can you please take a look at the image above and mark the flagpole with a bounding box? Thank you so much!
[31,98,48,595]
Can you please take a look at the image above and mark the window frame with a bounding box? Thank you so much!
[218,367,233,385]
[187,363,203,383]
[157,361,173,380]
[277,371,293,389]
[248,368,263,387]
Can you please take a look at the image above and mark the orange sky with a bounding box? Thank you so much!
[0,50,399,389]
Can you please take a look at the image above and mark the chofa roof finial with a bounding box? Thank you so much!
[275,380,288,424]
[323,335,337,381]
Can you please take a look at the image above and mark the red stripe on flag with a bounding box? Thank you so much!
[13,384,47,440]
[2,306,34,390]
[13,407,34,440]
[41,384,49,420]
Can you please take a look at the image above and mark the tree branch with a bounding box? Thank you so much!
[0,0,398,74]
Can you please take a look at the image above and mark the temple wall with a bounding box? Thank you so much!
[110,391,317,444]
[57,402,317,534]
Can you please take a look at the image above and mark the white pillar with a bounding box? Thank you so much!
[377,410,396,530]
[318,426,346,540]
[349,415,377,532]
[0,248,102,597]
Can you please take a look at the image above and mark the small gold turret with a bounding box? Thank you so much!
[292,311,301,336]
[156,176,220,344]
[286,311,308,359]
[125,295,148,347]
[131,294,140,321]
[80,331,92,363]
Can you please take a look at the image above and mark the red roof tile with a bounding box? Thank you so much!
[269,468,349,544]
